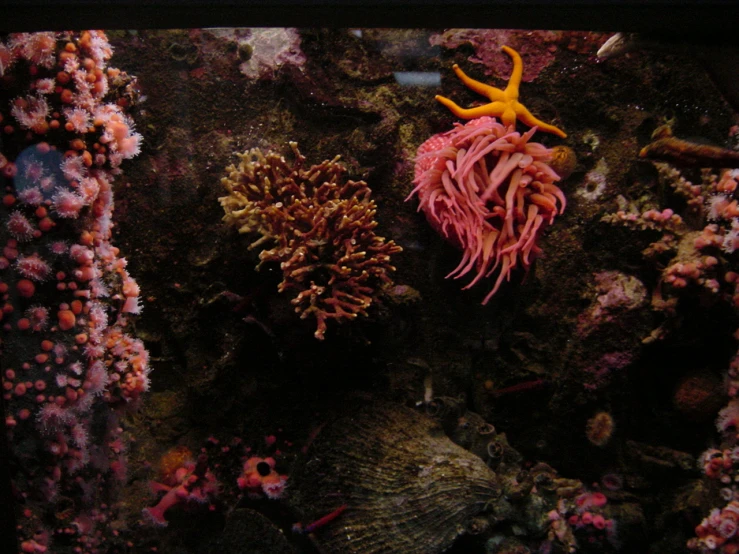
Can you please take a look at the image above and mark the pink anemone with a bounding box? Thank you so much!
[408,116,565,303]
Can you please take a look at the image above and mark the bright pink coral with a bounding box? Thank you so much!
[408,116,565,303]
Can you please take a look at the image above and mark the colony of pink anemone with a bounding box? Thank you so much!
[408,116,565,303]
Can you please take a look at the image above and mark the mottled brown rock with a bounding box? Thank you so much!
[673,371,725,421]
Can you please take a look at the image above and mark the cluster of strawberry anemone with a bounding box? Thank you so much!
[220,142,402,339]
[547,489,617,551]
[0,31,141,176]
[0,31,147,553]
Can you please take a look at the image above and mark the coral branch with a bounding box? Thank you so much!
[220,143,402,339]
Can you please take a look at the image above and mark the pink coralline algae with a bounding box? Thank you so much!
[408,116,565,303]
[581,351,634,392]
[238,28,306,81]
[429,29,560,83]
[603,165,739,317]
[0,31,148,552]
[576,270,648,337]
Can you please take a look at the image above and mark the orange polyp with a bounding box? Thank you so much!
[79,32,91,49]
[60,89,74,104]
[79,231,94,246]
[31,121,49,135]
[58,51,75,64]
[57,310,76,331]
[16,280,35,298]
[38,218,55,232]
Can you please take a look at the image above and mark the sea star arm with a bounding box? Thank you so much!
[450,64,508,102]
[435,95,509,120]
[501,46,523,99]
[513,102,567,138]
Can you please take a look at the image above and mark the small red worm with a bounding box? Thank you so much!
[301,504,347,534]
[492,378,546,397]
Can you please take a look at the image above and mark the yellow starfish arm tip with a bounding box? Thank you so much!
[548,127,567,139]
[518,114,568,138]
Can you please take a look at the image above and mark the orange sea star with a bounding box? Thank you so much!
[435,45,567,138]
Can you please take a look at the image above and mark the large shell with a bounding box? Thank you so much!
[290,400,500,554]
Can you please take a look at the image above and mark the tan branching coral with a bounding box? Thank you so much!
[220,142,402,339]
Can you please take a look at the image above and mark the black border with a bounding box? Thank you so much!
[1,1,738,35]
